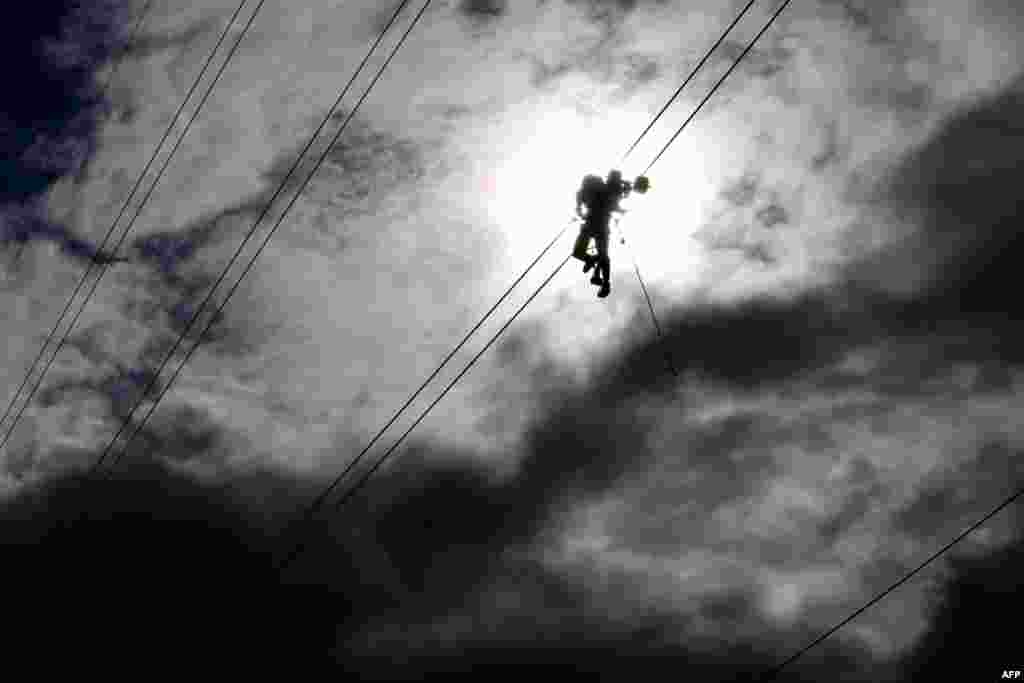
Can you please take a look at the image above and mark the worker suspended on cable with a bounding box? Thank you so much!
[572,169,649,298]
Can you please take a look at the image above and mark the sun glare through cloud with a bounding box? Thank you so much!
[487,106,716,295]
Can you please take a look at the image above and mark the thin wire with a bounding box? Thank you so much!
[619,0,759,165]
[277,255,572,571]
[277,221,573,546]
[758,484,1024,680]
[626,0,794,379]
[93,0,430,475]
[618,221,678,377]
[644,0,793,176]
[0,0,253,453]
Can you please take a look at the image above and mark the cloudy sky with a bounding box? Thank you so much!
[2,0,1023,677]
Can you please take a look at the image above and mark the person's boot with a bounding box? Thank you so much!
[597,281,611,298]
[590,271,603,285]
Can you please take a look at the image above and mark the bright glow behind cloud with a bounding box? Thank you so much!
[487,105,716,290]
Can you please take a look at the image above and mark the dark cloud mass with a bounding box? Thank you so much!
[896,535,1024,681]
[564,0,670,23]
[0,403,878,679]
[626,73,1024,395]
[457,0,508,23]
[0,0,124,205]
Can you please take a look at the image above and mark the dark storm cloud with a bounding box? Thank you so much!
[38,0,126,70]
[322,110,431,207]
[26,319,168,430]
[0,459,339,676]
[121,16,218,60]
[717,37,795,81]
[893,441,1023,541]
[895,530,1024,680]
[563,0,670,25]
[756,203,788,228]
[818,458,886,546]
[529,42,662,93]
[1,387,879,679]
[524,0,668,91]
[812,120,843,171]
[817,0,909,46]
[810,1,942,124]
[719,172,761,207]
[0,0,126,205]
[861,74,1024,356]
[114,217,261,358]
[456,0,508,23]
[34,360,162,423]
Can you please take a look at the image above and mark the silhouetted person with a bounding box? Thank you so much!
[572,169,630,298]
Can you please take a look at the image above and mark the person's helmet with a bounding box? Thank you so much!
[607,169,623,184]
[581,174,604,193]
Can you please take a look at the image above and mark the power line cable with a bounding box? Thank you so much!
[0,0,254,453]
[92,0,430,475]
[758,483,1024,680]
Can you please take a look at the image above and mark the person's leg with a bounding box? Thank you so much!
[590,226,605,284]
[572,227,592,265]
[595,231,610,281]
[594,230,611,296]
